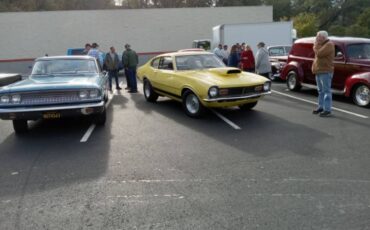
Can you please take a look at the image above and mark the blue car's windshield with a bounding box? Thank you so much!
[175,54,225,70]
[31,59,98,75]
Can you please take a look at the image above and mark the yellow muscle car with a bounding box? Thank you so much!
[137,51,271,117]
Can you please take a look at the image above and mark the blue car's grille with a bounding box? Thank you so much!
[20,91,81,105]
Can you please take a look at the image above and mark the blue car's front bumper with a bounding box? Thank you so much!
[0,101,105,120]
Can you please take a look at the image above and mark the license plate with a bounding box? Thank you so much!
[43,112,61,119]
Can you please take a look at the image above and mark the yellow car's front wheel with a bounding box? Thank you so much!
[143,79,159,102]
[182,90,206,118]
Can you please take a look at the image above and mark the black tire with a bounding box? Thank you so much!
[239,101,258,111]
[12,120,28,134]
[143,79,158,102]
[94,109,106,125]
[182,90,206,118]
[352,84,370,107]
[286,71,301,91]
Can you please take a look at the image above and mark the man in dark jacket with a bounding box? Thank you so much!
[104,46,121,91]
[122,44,139,93]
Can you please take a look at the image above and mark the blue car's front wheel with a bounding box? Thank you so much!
[12,120,28,134]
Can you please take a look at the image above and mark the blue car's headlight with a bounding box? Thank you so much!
[1,95,10,104]
[79,90,89,99]
[89,89,99,98]
[11,94,21,104]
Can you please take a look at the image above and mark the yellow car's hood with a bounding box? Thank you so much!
[180,67,267,87]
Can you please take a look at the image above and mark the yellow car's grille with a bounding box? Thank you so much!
[226,85,263,96]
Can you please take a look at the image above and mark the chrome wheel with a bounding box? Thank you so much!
[286,71,301,91]
[143,79,158,102]
[144,81,151,98]
[185,94,200,115]
[354,85,370,107]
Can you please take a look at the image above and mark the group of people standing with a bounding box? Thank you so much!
[213,42,272,79]
[83,42,138,93]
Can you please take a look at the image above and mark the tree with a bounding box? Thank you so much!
[293,13,318,38]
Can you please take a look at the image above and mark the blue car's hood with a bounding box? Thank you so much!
[1,74,103,93]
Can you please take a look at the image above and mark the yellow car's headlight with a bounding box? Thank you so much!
[263,82,271,91]
[208,86,219,98]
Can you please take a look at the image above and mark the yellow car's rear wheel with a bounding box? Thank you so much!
[182,90,205,118]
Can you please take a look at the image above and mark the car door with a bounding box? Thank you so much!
[156,56,182,98]
[332,44,347,90]
[146,57,161,89]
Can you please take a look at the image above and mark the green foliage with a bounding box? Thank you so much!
[293,13,318,37]
[346,24,369,38]
[328,25,346,36]
[0,0,370,38]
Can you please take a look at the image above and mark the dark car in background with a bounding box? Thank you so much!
[281,37,370,107]
[267,45,291,80]
[0,73,22,87]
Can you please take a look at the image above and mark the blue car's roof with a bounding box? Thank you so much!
[35,55,96,61]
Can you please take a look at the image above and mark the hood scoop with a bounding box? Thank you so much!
[209,68,242,76]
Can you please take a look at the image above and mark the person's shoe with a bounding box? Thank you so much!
[116,87,122,90]
[312,108,323,114]
[319,111,332,117]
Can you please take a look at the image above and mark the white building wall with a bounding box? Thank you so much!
[0,6,272,60]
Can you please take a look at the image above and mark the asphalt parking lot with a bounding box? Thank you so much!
[0,79,369,230]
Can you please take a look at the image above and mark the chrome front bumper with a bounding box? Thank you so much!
[0,101,105,120]
[203,91,271,102]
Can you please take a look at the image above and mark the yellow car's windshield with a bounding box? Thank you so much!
[175,54,225,70]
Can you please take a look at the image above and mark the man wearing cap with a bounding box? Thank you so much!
[122,44,139,93]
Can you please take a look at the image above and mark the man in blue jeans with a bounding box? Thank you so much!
[312,31,335,117]
[122,44,139,93]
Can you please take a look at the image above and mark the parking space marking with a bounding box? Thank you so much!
[80,124,96,142]
[80,81,123,143]
[272,90,369,119]
[211,109,242,130]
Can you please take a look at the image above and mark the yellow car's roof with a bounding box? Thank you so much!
[156,51,213,57]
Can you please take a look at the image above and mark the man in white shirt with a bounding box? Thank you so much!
[213,44,224,60]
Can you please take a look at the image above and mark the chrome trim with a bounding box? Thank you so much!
[0,101,104,113]
[301,83,345,95]
[203,91,271,102]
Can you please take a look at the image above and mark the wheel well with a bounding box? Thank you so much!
[181,88,193,97]
[350,83,364,97]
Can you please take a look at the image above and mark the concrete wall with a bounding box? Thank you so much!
[0,6,272,74]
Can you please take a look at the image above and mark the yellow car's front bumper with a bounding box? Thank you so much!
[202,91,271,108]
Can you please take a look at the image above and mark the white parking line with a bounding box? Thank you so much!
[80,81,123,143]
[80,124,96,142]
[211,109,242,130]
[272,90,369,119]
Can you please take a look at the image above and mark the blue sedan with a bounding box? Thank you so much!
[0,56,109,133]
